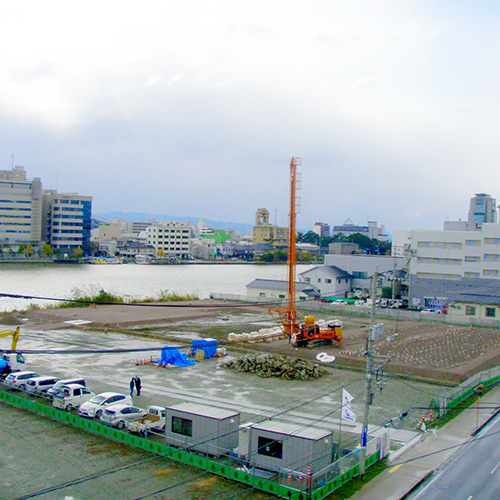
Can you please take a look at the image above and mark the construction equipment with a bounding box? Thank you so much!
[269,158,343,348]
[0,327,25,375]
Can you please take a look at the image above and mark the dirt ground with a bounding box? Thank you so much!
[6,300,500,385]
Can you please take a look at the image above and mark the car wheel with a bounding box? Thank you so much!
[117,420,125,430]
[65,404,73,412]
[19,384,26,391]
[96,409,103,418]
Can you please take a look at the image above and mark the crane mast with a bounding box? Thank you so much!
[269,157,301,337]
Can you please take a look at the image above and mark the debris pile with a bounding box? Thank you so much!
[221,353,328,380]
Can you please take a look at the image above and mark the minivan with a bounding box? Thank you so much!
[3,371,41,390]
[25,376,60,394]
[47,378,86,400]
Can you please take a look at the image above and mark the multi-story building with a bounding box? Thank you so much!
[313,220,330,238]
[43,191,92,251]
[0,166,42,244]
[252,208,288,249]
[331,219,388,242]
[146,221,196,258]
[468,193,497,228]
[408,223,500,315]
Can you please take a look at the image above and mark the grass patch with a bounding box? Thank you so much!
[57,288,124,308]
[136,289,200,303]
[326,460,387,499]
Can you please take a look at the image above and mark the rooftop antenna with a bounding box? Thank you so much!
[11,154,14,170]
[274,208,277,226]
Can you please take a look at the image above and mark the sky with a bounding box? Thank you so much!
[1,1,500,233]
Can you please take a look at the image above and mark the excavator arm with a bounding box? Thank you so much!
[0,326,21,351]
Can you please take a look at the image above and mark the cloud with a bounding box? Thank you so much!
[0,1,498,233]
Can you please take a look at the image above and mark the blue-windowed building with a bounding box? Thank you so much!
[43,190,93,252]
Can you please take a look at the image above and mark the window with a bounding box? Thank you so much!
[259,292,266,297]
[257,436,283,459]
[465,306,476,316]
[486,307,496,318]
[279,294,285,299]
[326,279,332,284]
[172,416,192,436]
[317,278,321,283]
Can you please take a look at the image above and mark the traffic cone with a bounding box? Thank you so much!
[421,411,426,423]
[298,471,303,482]
[307,464,312,475]
[287,472,292,482]
[429,408,433,420]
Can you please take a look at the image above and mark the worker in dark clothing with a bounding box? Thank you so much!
[135,376,142,396]
[130,377,135,396]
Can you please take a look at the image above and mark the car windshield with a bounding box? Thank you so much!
[27,380,36,386]
[89,395,106,405]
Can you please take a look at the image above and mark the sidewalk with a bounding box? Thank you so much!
[350,384,500,500]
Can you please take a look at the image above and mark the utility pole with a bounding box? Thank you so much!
[359,271,376,474]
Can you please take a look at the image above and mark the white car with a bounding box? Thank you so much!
[25,376,60,394]
[99,404,147,429]
[78,392,133,418]
[52,384,95,411]
[3,371,41,390]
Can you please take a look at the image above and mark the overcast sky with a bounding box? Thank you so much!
[1,1,499,233]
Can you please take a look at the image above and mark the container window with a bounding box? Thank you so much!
[172,416,192,437]
[257,436,283,459]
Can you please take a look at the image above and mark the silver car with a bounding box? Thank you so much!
[99,404,147,429]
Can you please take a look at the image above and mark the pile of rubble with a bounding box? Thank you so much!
[221,353,328,380]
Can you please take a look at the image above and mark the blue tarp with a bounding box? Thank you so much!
[158,347,196,367]
[191,339,218,358]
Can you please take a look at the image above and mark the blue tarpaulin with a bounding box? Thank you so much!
[158,347,196,367]
[191,339,218,358]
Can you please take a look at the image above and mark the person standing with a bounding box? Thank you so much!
[135,376,142,396]
[130,377,135,397]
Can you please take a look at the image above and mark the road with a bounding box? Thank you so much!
[410,413,500,500]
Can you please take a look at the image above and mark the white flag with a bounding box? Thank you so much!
[342,388,354,407]
[341,405,357,422]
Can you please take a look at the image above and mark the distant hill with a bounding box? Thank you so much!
[93,211,253,236]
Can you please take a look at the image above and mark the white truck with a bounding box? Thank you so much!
[52,383,96,412]
[127,406,166,437]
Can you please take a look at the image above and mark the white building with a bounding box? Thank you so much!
[313,220,330,238]
[331,220,388,242]
[468,193,497,228]
[408,223,500,311]
[246,278,320,301]
[146,221,196,258]
[300,254,405,298]
[0,166,42,244]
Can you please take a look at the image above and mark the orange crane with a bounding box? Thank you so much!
[269,158,343,348]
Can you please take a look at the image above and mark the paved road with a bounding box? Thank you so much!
[409,413,500,500]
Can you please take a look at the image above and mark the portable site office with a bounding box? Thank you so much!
[248,420,335,473]
[165,402,240,456]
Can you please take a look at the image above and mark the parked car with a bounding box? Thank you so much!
[99,404,147,429]
[3,371,41,390]
[52,384,95,411]
[25,376,60,394]
[78,392,133,418]
[47,378,87,400]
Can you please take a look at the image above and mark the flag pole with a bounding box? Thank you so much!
[338,385,343,460]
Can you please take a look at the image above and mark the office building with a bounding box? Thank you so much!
[0,166,42,244]
[468,193,497,227]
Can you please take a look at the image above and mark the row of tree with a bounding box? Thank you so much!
[297,231,392,255]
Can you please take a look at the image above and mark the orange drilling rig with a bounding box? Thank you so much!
[268,158,343,348]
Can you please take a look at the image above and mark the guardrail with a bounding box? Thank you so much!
[0,385,383,500]
[437,365,500,417]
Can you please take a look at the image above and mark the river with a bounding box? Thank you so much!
[0,262,314,312]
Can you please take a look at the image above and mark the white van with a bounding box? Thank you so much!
[25,376,60,394]
[52,384,95,411]
[47,378,86,400]
[3,371,41,390]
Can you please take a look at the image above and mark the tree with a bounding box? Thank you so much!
[43,244,54,257]
[26,244,34,256]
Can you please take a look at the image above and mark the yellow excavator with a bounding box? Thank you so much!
[0,327,25,375]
